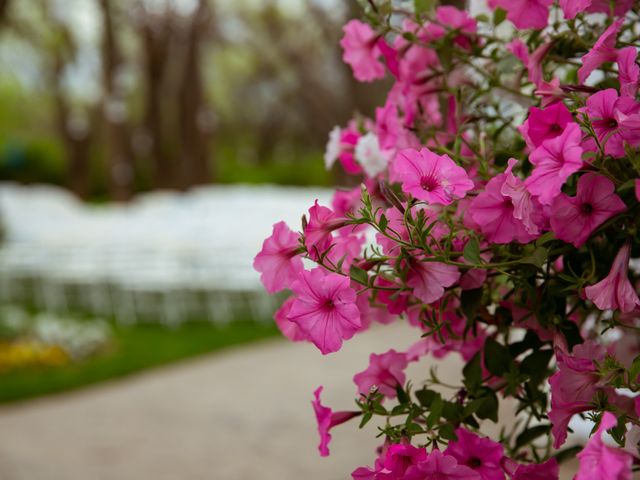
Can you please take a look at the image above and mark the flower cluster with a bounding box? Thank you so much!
[255,1,640,478]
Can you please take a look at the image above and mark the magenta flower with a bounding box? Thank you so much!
[587,0,633,16]
[618,47,639,98]
[636,179,640,202]
[392,148,474,205]
[524,123,583,205]
[274,297,307,342]
[312,386,360,457]
[469,161,541,244]
[253,221,303,294]
[585,243,640,314]
[519,103,574,150]
[287,268,361,355]
[383,444,428,477]
[304,201,347,257]
[444,428,504,480]
[340,20,386,83]
[583,88,640,158]
[404,449,481,480]
[487,0,552,30]
[435,6,477,50]
[559,0,591,19]
[550,173,626,247]
[578,19,623,84]
[575,412,633,480]
[549,341,606,448]
[407,258,460,305]
[507,458,559,480]
[353,349,409,399]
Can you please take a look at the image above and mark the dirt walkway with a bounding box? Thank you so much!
[0,323,577,480]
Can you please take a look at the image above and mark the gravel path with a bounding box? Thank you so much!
[0,323,577,480]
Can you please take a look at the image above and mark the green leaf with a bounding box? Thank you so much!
[414,0,433,15]
[493,7,507,26]
[515,424,551,450]
[553,445,582,464]
[463,353,482,391]
[520,247,549,269]
[426,395,443,428]
[349,265,369,286]
[396,385,410,405]
[359,411,373,428]
[520,350,553,382]
[630,355,640,382]
[379,214,388,232]
[415,388,438,408]
[439,423,458,441]
[475,390,499,422]
[461,288,483,322]
[484,338,512,377]
[463,238,482,265]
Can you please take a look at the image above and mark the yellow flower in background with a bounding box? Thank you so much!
[0,341,69,373]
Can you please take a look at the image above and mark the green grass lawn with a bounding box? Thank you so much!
[0,320,278,404]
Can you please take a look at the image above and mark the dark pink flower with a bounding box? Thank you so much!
[404,449,481,480]
[274,297,307,342]
[587,0,634,16]
[549,341,605,448]
[253,221,303,293]
[470,161,541,244]
[304,201,347,257]
[576,412,633,480]
[507,39,529,64]
[519,103,574,150]
[383,444,428,477]
[392,148,473,205]
[635,179,640,201]
[583,88,640,158]
[578,19,623,84]
[353,349,409,399]
[341,20,386,83]
[559,0,591,19]
[525,123,583,205]
[550,173,626,247]
[507,458,559,480]
[435,6,477,50]
[312,386,360,457]
[444,428,504,480]
[585,242,640,314]
[487,0,553,30]
[618,47,639,98]
[288,268,361,354]
[407,257,460,304]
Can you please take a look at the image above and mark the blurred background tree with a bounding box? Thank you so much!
[0,0,389,200]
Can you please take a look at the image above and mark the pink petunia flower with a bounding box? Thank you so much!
[312,386,360,457]
[578,19,624,84]
[404,449,481,480]
[340,20,386,83]
[550,173,626,247]
[352,443,428,479]
[618,47,639,98]
[503,458,559,480]
[391,148,474,205]
[583,88,640,158]
[435,6,477,50]
[559,0,591,19]
[274,297,307,342]
[444,428,504,480]
[636,179,640,201]
[406,257,460,304]
[585,242,640,314]
[587,0,634,16]
[487,0,553,30]
[288,268,361,354]
[353,349,409,399]
[524,123,584,205]
[575,412,633,480]
[506,39,529,64]
[519,103,574,150]
[469,161,541,244]
[253,221,303,294]
[304,201,347,257]
[548,341,606,448]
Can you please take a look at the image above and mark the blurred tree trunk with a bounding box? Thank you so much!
[177,0,214,188]
[99,0,133,201]
[139,12,173,189]
[0,0,10,25]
